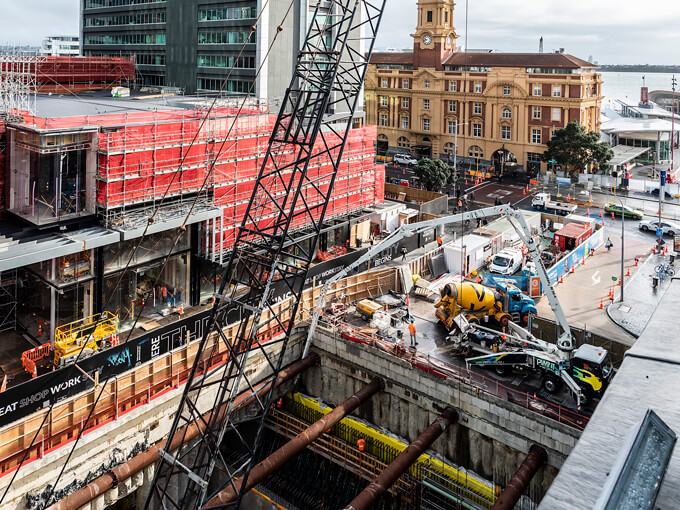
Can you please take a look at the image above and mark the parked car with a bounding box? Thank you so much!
[638,220,680,236]
[393,153,418,166]
[604,203,643,220]
[651,188,675,200]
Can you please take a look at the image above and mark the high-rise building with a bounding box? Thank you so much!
[365,0,603,175]
[40,36,80,57]
[80,0,364,104]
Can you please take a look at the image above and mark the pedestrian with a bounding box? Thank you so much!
[409,320,417,346]
[605,237,613,253]
[463,192,469,202]
[401,247,407,261]
[437,235,442,247]
[469,191,475,202]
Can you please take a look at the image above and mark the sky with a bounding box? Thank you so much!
[0,0,678,65]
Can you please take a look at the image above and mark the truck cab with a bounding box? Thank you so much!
[570,344,614,399]
[489,248,523,275]
[495,282,537,324]
[531,193,551,210]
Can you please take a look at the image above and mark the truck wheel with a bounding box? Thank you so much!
[498,314,510,327]
[542,375,560,394]
[521,313,530,325]
[467,316,479,325]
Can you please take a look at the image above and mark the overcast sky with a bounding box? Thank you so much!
[0,0,678,65]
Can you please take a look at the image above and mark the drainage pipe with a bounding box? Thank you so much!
[490,444,547,510]
[54,353,319,510]
[204,377,385,507]
[343,407,459,510]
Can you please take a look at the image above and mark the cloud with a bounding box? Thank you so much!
[376,0,680,64]
[0,0,79,46]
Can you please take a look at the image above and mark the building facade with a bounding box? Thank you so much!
[40,36,80,57]
[80,0,364,106]
[365,0,603,175]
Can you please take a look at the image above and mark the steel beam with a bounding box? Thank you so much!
[343,408,459,510]
[490,445,547,510]
[203,377,384,508]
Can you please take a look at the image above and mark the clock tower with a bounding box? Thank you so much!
[412,0,458,70]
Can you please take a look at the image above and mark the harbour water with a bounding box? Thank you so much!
[601,71,677,106]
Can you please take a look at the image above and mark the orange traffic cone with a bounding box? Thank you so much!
[406,294,410,306]
[618,277,622,286]
[582,257,585,265]
[587,208,590,216]
[559,274,564,283]
[626,267,630,276]
[611,212,615,220]
[599,298,604,309]
[599,211,603,218]
[179,302,184,315]
[635,257,639,266]
[523,188,526,195]
[570,265,575,273]
[601,218,605,226]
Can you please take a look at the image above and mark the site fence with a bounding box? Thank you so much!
[327,321,590,431]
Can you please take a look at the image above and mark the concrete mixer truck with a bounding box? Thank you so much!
[434,281,537,331]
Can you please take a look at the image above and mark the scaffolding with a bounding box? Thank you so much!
[0,46,40,118]
[0,269,17,333]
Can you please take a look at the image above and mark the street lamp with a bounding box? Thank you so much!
[609,191,625,303]
[453,119,469,196]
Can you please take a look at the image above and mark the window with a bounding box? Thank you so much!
[397,136,410,148]
[443,142,454,154]
[449,81,457,92]
[501,126,511,140]
[552,108,561,121]
[502,85,511,96]
[424,80,430,89]
[198,55,255,68]
[401,116,409,129]
[381,78,388,88]
[403,79,409,89]
[502,108,511,119]
[380,114,388,127]
[533,85,541,96]
[474,82,482,93]
[448,121,456,134]
[552,85,561,97]
[473,102,482,114]
[445,11,448,23]
[448,101,456,113]
[381,96,388,106]
[427,10,433,22]
[468,145,483,158]
[532,128,541,144]
[198,6,257,21]
[197,31,253,44]
[402,97,409,108]
[423,99,430,110]
[533,106,541,119]
[422,118,430,131]
[472,123,481,137]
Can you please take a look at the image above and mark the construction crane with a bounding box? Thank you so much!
[145,1,386,508]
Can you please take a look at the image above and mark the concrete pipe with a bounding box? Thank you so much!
[490,444,548,510]
[203,376,385,508]
[53,353,319,510]
[343,407,459,510]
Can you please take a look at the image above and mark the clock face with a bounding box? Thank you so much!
[446,35,452,47]
[422,34,432,45]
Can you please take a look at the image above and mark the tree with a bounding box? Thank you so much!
[414,158,451,191]
[541,121,614,179]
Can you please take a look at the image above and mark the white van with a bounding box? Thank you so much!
[489,248,523,275]
[393,153,418,166]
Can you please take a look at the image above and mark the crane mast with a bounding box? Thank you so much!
[145,1,386,508]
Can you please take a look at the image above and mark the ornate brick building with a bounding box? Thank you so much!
[365,0,603,175]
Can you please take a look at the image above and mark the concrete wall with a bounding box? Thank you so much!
[1,336,305,510]
[306,327,583,498]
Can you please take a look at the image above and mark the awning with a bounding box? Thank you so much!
[113,201,222,240]
[0,226,120,272]
[609,145,650,168]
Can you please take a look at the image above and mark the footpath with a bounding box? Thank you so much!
[607,250,676,338]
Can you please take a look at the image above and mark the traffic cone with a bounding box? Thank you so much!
[582,257,585,265]
[559,274,564,283]
[179,302,184,315]
[406,294,410,306]
[626,267,630,276]
[599,211,602,218]
[587,208,590,216]
[599,298,604,309]
[602,218,605,226]
[523,188,526,195]
[567,194,571,201]
[570,265,575,273]
[618,277,622,286]
[611,212,615,220]
[635,257,639,266]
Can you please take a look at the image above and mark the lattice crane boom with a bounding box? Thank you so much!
[145,1,386,508]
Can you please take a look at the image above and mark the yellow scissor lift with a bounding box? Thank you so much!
[54,311,119,367]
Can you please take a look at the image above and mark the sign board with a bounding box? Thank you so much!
[529,276,542,298]
[674,235,680,252]
[530,179,538,186]
[657,228,664,238]
[661,170,667,186]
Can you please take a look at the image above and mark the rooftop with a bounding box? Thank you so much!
[369,51,597,69]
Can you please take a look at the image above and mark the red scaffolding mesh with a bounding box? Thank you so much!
[35,56,135,93]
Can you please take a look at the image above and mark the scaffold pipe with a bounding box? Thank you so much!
[343,407,459,510]
[53,353,319,510]
[490,445,547,510]
[203,377,385,507]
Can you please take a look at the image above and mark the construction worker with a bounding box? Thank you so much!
[409,320,417,346]
[437,235,442,247]
[401,247,408,261]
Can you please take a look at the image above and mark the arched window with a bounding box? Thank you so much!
[397,136,410,148]
[377,134,388,141]
[502,108,511,119]
[468,145,483,158]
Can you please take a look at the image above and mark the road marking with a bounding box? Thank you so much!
[591,270,601,286]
